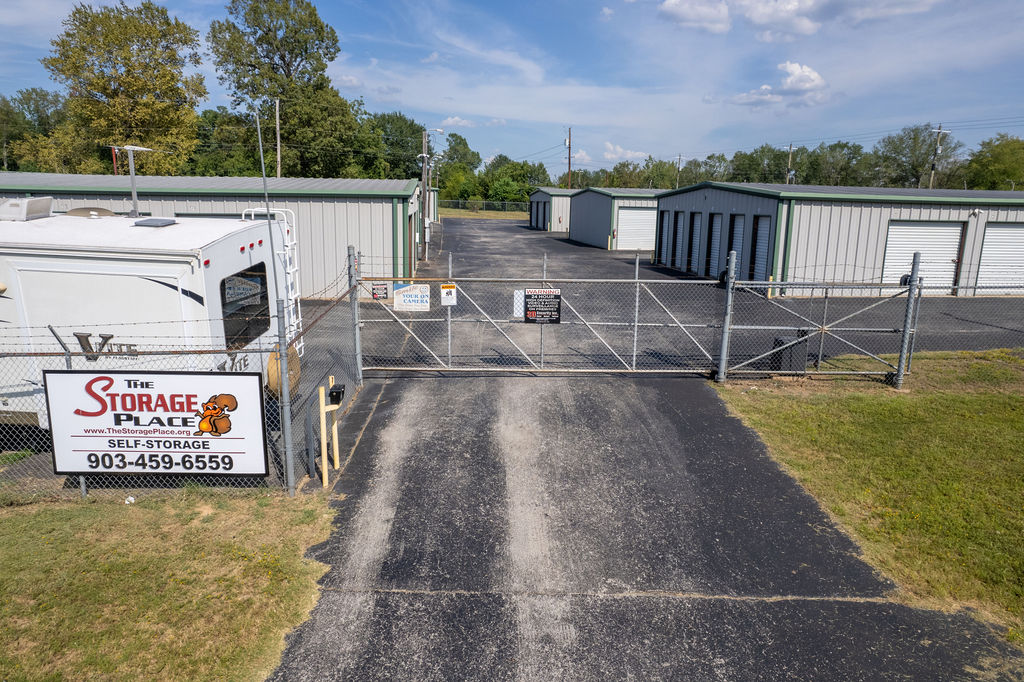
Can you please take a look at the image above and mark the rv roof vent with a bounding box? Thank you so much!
[0,197,53,221]
[134,217,177,228]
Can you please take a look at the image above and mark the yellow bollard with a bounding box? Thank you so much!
[318,375,344,488]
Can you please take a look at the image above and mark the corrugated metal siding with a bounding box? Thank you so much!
[657,187,779,279]
[569,191,614,248]
[551,196,571,232]
[785,201,1024,286]
[0,190,399,298]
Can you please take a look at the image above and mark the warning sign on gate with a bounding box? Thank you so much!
[524,288,561,324]
[440,282,457,306]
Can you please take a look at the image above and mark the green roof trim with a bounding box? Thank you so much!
[658,181,1024,207]
[579,187,661,199]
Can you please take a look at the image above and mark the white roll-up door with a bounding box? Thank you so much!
[541,202,548,231]
[688,213,702,272]
[674,212,686,269]
[728,215,744,269]
[616,207,657,250]
[752,216,771,280]
[659,211,671,264]
[882,221,962,290]
[706,214,722,276]
[530,202,537,227]
[977,224,1024,292]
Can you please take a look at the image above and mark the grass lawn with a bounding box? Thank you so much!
[0,491,335,680]
[439,208,528,220]
[716,349,1024,643]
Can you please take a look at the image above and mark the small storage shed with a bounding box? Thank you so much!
[655,182,1024,290]
[0,172,421,298]
[568,188,660,250]
[529,187,575,232]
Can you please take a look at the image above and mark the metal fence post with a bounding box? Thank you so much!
[448,251,453,368]
[276,299,296,496]
[347,246,363,385]
[715,251,737,383]
[541,253,547,369]
[894,251,921,389]
[906,283,923,373]
[632,253,640,370]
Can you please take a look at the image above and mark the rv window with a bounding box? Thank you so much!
[220,262,270,349]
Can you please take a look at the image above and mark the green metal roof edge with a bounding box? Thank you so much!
[657,181,1024,206]
[582,187,661,199]
[0,178,420,199]
[530,188,583,198]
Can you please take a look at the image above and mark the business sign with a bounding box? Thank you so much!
[524,288,561,324]
[44,371,268,476]
[440,282,457,306]
[394,283,430,311]
[371,283,388,300]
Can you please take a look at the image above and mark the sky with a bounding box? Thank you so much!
[2,0,1024,176]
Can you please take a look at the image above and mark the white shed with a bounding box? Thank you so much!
[0,172,422,298]
[568,188,661,250]
[529,187,576,232]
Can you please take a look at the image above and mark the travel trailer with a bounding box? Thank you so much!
[0,198,303,428]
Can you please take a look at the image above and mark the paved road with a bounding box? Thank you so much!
[271,219,1023,680]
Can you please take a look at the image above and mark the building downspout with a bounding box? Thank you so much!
[780,199,795,294]
[402,200,410,278]
[392,198,399,278]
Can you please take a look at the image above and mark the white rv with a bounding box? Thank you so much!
[0,198,303,428]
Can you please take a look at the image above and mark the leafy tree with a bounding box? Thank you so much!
[965,134,1024,190]
[368,111,427,179]
[187,107,260,176]
[438,162,480,201]
[802,141,867,186]
[487,176,524,202]
[440,132,481,172]
[208,0,339,107]
[15,1,205,174]
[729,144,789,183]
[640,156,677,189]
[0,97,29,171]
[870,123,964,188]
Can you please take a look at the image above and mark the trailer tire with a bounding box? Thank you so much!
[267,345,301,397]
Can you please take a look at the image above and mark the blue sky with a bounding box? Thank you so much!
[2,0,1023,175]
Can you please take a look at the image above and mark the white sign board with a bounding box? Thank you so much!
[44,371,268,476]
[394,283,431,311]
[513,289,524,318]
[440,282,457,306]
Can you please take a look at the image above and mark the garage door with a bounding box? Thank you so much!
[977,224,1024,293]
[530,202,537,228]
[750,216,771,280]
[705,214,722,277]
[688,213,702,272]
[658,211,671,265]
[616,207,657,250]
[541,202,548,231]
[673,212,686,269]
[882,222,962,290]
[727,215,745,268]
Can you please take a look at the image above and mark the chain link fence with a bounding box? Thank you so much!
[439,200,529,213]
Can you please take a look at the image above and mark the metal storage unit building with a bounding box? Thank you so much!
[656,182,1024,291]
[0,172,421,298]
[568,188,660,250]
[528,187,575,232]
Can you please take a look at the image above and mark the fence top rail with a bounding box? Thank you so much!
[358,276,721,285]
[737,280,910,289]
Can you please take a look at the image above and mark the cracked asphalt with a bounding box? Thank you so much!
[270,219,1023,681]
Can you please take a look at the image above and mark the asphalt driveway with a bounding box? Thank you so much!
[270,219,1023,680]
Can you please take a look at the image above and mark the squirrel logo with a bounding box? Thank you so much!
[194,394,237,437]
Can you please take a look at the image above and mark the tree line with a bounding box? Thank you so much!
[0,0,1020,201]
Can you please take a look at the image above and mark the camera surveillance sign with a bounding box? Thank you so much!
[44,371,268,476]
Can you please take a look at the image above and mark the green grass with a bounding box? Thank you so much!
[0,450,33,468]
[717,349,1024,643]
[439,207,528,220]
[0,491,335,680]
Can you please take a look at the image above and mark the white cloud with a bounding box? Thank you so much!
[603,141,648,161]
[573,150,593,164]
[336,75,362,88]
[777,61,826,92]
[732,0,820,36]
[441,116,477,127]
[421,51,440,63]
[658,0,731,33]
[486,118,507,127]
[435,31,545,83]
[601,7,614,19]
[729,84,783,106]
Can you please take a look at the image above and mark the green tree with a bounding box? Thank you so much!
[640,156,677,189]
[729,144,789,183]
[368,111,427,179]
[14,2,205,174]
[187,107,260,176]
[208,0,339,106]
[487,176,525,202]
[871,123,964,188]
[439,132,481,172]
[964,134,1024,190]
[802,141,867,186]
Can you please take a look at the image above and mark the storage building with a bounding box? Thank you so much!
[655,182,1024,290]
[568,188,660,250]
[0,172,422,298]
[529,187,575,232]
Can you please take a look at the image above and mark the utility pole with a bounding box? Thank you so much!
[420,129,429,261]
[275,98,281,178]
[929,124,948,189]
[566,127,572,189]
[786,143,793,184]
[676,154,682,189]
